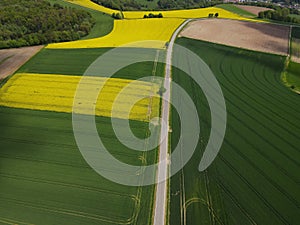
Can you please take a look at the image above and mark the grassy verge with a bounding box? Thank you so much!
[285,61,300,92]
[283,26,300,93]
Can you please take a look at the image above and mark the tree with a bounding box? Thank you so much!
[0,0,95,49]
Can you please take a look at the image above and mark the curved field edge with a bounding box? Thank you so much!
[63,0,260,20]
[283,25,300,93]
[46,18,185,49]
[282,60,300,93]
[170,37,300,225]
[46,0,114,39]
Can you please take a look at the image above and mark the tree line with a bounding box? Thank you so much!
[92,0,223,11]
[0,0,95,49]
[258,8,300,24]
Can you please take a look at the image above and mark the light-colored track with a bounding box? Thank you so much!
[153,19,192,225]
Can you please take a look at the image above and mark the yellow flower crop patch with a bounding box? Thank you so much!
[67,0,118,15]
[123,7,256,20]
[0,73,160,122]
[66,1,257,21]
[46,18,185,49]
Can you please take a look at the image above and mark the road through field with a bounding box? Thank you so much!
[153,19,191,225]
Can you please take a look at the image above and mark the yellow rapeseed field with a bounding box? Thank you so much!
[123,7,256,20]
[67,0,118,15]
[47,18,184,49]
[0,73,160,121]
[66,1,257,20]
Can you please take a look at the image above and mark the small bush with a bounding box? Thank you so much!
[143,13,163,18]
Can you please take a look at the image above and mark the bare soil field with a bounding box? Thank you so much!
[180,19,290,56]
[0,46,43,79]
[235,5,272,16]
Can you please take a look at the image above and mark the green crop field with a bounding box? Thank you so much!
[216,4,256,17]
[18,48,165,79]
[286,61,300,92]
[0,107,158,225]
[170,37,300,225]
[0,44,166,224]
[287,26,300,91]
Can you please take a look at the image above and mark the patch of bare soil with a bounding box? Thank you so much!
[180,19,290,56]
[0,45,44,79]
[235,5,272,16]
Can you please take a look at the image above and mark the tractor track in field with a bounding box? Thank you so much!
[0,196,129,224]
[218,65,296,155]
[222,137,300,207]
[220,53,300,135]
[240,62,300,119]
[0,173,134,197]
[239,60,300,116]
[218,64,300,183]
[215,179,259,225]
[218,54,300,161]
[214,51,300,199]
[0,153,143,177]
[234,63,300,138]
[218,155,291,225]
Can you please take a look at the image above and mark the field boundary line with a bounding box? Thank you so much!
[153,19,191,225]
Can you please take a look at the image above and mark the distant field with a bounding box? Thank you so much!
[234,4,271,16]
[58,1,258,20]
[46,18,184,49]
[64,0,118,15]
[0,46,43,79]
[217,4,256,17]
[180,19,289,55]
[287,26,300,92]
[122,6,257,20]
[170,38,300,225]
[291,26,300,63]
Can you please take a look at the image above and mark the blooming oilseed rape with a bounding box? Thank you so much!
[67,1,257,21]
[67,0,118,15]
[46,18,184,49]
[123,7,257,20]
[0,73,160,121]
